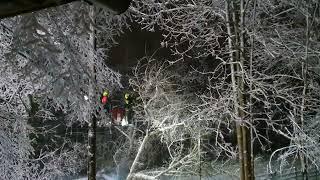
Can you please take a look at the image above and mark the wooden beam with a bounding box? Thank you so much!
[0,0,75,18]
[0,0,132,19]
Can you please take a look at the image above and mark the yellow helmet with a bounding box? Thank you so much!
[102,90,109,96]
[124,93,130,99]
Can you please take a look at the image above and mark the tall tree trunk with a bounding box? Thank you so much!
[249,0,257,179]
[239,0,253,179]
[88,115,97,180]
[88,6,97,180]
[226,0,253,179]
[225,1,244,180]
[300,12,310,180]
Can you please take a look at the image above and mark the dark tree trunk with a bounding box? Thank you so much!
[88,115,97,180]
[225,0,254,179]
[87,6,97,180]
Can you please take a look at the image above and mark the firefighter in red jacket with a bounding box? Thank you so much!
[101,90,111,113]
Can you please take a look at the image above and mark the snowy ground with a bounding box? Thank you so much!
[73,174,118,180]
[70,157,319,180]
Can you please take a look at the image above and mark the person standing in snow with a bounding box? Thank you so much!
[124,92,133,125]
[101,90,111,113]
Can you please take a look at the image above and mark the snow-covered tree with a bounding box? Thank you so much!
[129,0,320,179]
[1,0,320,179]
[125,58,206,179]
[0,1,131,179]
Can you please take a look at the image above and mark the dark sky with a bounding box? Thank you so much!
[108,22,171,74]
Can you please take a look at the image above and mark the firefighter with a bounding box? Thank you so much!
[124,92,133,125]
[101,90,111,113]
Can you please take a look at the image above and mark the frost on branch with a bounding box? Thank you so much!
[2,2,130,124]
[131,0,226,59]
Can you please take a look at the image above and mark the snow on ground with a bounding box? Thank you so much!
[73,169,122,180]
[74,173,119,180]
